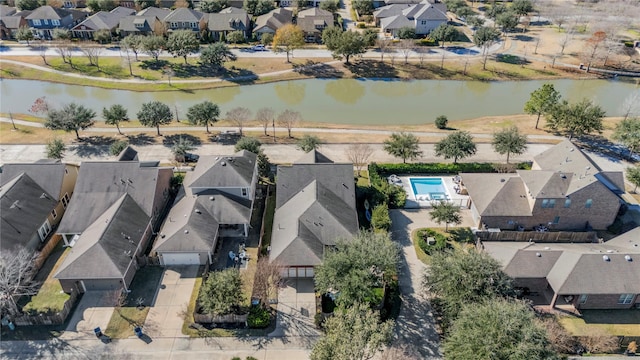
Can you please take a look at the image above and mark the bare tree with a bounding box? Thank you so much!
[398,40,414,65]
[0,248,39,316]
[277,109,302,138]
[547,7,568,31]
[252,258,282,303]
[416,47,428,67]
[557,31,573,55]
[38,43,49,65]
[346,143,374,175]
[376,39,392,62]
[226,107,252,136]
[55,41,74,66]
[81,45,101,70]
[256,107,276,137]
[621,91,640,120]
[581,31,607,72]
[120,45,134,76]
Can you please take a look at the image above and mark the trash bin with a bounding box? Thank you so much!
[134,326,143,338]
[94,327,102,337]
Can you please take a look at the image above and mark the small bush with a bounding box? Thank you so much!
[435,115,448,129]
[227,30,246,44]
[46,138,66,160]
[417,37,437,46]
[416,229,449,255]
[371,204,391,231]
[109,140,129,156]
[357,22,366,28]
[261,33,274,46]
[247,306,271,328]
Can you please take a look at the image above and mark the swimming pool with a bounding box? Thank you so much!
[409,177,449,201]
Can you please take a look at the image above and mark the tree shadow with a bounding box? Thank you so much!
[292,60,344,78]
[81,135,115,146]
[513,35,534,42]
[71,144,110,158]
[346,60,398,78]
[139,59,170,71]
[575,134,632,163]
[495,53,530,65]
[162,134,202,147]
[222,67,258,84]
[126,134,155,146]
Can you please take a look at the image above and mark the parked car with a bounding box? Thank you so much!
[184,153,200,162]
[251,44,267,51]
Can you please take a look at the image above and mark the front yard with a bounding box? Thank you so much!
[559,310,640,337]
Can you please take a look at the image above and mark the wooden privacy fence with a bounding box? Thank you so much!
[13,288,79,326]
[34,234,62,270]
[475,231,599,243]
[193,312,248,325]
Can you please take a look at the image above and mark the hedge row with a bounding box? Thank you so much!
[369,162,531,176]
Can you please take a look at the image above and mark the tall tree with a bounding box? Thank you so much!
[17,0,40,10]
[297,134,322,152]
[272,24,305,63]
[473,26,500,70]
[103,104,129,135]
[612,117,640,158]
[15,27,34,46]
[137,101,173,136]
[256,107,275,137]
[142,35,166,62]
[582,31,607,73]
[199,42,237,71]
[311,303,394,360]
[496,11,519,34]
[546,99,605,140]
[166,30,200,64]
[198,269,243,316]
[397,39,414,65]
[319,0,338,13]
[200,0,227,12]
[492,126,528,163]
[383,132,423,163]
[444,299,560,360]
[346,143,373,175]
[226,107,252,136]
[434,131,477,164]
[314,231,400,307]
[0,249,39,316]
[429,201,462,232]
[121,34,144,62]
[524,83,561,129]
[431,23,458,48]
[351,0,373,15]
[620,91,640,121]
[277,109,302,138]
[322,27,366,64]
[172,136,195,162]
[627,166,640,193]
[186,101,220,133]
[45,103,96,140]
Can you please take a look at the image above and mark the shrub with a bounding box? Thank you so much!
[226,30,246,44]
[416,228,449,255]
[247,306,271,328]
[435,115,448,129]
[417,37,437,46]
[371,204,391,231]
[261,33,274,45]
[357,22,366,28]
[46,138,66,159]
[109,140,129,156]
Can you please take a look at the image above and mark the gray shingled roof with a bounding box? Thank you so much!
[57,161,164,234]
[207,7,249,32]
[1,174,58,252]
[293,149,334,164]
[461,173,532,217]
[25,5,70,20]
[72,9,134,31]
[380,15,414,30]
[403,2,447,20]
[296,7,332,34]
[55,194,149,281]
[186,150,257,190]
[136,6,171,19]
[1,161,66,200]
[118,15,158,33]
[0,5,16,17]
[374,4,409,19]
[254,8,292,32]
[164,7,204,22]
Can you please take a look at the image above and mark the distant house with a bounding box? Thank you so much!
[0,6,29,40]
[482,226,640,310]
[25,6,74,39]
[153,150,258,266]
[462,140,624,231]
[118,7,170,37]
[269,150,358,278]
[0,160,79,253]
[253,7,292,39]
[54,157,172,292]
[71,7,135,39]
[296,7,333,43]
[207,7,250,41]
[374,0,447,37]
[164,7,204,34]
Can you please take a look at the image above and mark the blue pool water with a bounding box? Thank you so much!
[410,178,447,199]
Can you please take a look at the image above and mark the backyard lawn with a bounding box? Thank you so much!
[22,244,70,315]
[412,227,475,265]
[559,310,640,337]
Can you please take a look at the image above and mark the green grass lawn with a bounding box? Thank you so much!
[411,227,475,265]
[559,310,640,337]
[22,246,71,315]
[355,170,370,187]
[105,307,150,338]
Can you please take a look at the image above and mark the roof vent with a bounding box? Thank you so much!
[544,246,551,250]
[625,255,632,261]
[184,230,189,234]
[606,249,614,253]
[560,174,566,179]
[603,255,610,262]
[536,252,541,257]
[209,196,215,201]
[195,209,201,214]
[221,161,226,166]
[500,178,505,182]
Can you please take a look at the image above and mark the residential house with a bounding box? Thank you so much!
[118,7,170,36]
[296,7,332,43]
[72,7,135,39]
[136,6,171,20]
[481,226,640,310]
[207,7,250,41]
[0,6,29,40]
[25,5,88,39]
[462,140,623,231]
[374,0,447,37]
[61,0,87,8]
[54,158,172,292]
[152,150,258,266]
[164,7,204,35]
[0,160,79,253]
[253,7,292,39]
[269,150,358,278]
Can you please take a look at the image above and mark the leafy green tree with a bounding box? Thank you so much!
[315,231,400,307]
[87,0,117,11]
[243,0,258,13]
[547,98,605,140]
[234,137,262,154]
[134,0,156,9]
[455,6,474,18]
[423,250,514,327]
[166,30,200,64]
[444,299,560,360]
[397,26,415,39]
[496,11,519,33]
[94,29,112,44]
[320,0,338,13]
[311,303,394,360]
[473,26,500,70]
[485,3,507,20]
[17,0,40,10]
[45,103,96,140]
[511,0,534,17]
[172,136,196,162]
[429,201,462,232]
[442,0,466,14]
[103,104,129,135]
[16,27,34,46]
[121,34,144,61]
[492,126,527,163]
[200,42,237,71]
[372,180,407,209]
[226,30,246,44]
[254,0,275,15]
[198,269,243,316]
[260,33,274,46]
[466,15,485,29]
[435,115,448,129]
[46,138,66,159]
[297,134,321,152]
[370,204,391,232]
[351,0,373,15]
[383,132,422,163]
[273,24,305,63]
[257,152,272,178]
[186,101,220,133]
[627,166,640,193]
[142,35,166,62]
[323,27,366,64]
[200,0,228,12]
[434,131,477,164]
[612,117,640,158]
[110,140,129,156]
[362,28,378,47]
[431,24,458,48]
[524,83,561,129]
[137,101,173,136]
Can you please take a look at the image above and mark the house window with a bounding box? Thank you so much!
[52,19,60,26]
[62,192,70,208]
[564,198,571,208]
[52,208,58,219]
[38,220,52,241]
[191,22,198,28]
[548,199,555,208]
[421,20,426,25]
[578,294,588,304]
[171,22,178,28]
[585,199,593,208]
[541,199,549,208]
[32,19,41,25]
[618,294,634,304]
[43,19,49,25]
[552,216,560,224]
[542,199,555,208]
[242,188,248,197]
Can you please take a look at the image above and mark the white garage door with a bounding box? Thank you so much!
[162,252,201,265]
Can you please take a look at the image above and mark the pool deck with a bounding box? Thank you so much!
[398,176,469,209]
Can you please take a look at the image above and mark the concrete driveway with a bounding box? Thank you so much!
[144,266,198,338]
[61,291,114,340]
[269,278,320,341]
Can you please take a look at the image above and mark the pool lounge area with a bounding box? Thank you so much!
[393,175,470,209]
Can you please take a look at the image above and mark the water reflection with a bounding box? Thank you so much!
[325,79,365,104]
[274,81,306,105]
[371,80,426,98]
